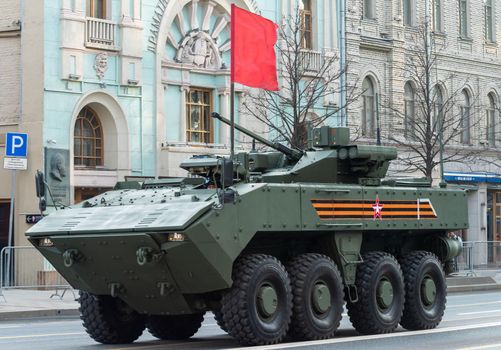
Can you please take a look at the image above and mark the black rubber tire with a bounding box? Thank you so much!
[347,252,405,335]
[213,310,228,333]
[147,313,204,340]
[79,291,145,344]
[400,251,447,330]
[221,254,293,346]
[287,253,345,340]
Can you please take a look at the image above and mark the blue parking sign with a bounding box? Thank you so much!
[5,133,28,157]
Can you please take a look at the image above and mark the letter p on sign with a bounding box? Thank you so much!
[5,133,28,158]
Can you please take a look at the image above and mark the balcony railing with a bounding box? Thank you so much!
[85,17,118,50]
[299,49,322,73]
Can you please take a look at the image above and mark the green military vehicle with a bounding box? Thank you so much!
[26,113,466,346]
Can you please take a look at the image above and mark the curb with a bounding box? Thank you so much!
[0,309,79,321]
[447,284,501,293]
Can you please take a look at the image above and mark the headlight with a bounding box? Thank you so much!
[167,232,185,242]
[39,237,54,247]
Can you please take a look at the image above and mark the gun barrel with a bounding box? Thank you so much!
[211,113,302,161]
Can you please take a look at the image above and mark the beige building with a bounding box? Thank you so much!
[0,0,44,251]
[345,0,501,247]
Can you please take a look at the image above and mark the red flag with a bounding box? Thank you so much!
[231,5,279,91]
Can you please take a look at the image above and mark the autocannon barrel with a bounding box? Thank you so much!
[210,112,303,161]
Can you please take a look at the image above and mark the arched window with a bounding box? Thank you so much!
[362,77,376,137]
[487,93,497,146]
[74,106,103,167]
[404,82,415,139]
[433,86,444,133]
[460,90,471,144]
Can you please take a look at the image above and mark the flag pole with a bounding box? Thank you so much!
[230,83,235,159]
[230,4,235,159]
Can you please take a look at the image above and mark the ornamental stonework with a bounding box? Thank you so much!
[94,52,108,81]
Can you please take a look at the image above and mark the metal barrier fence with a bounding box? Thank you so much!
[0,246,72,300]
[0,242,498,297]
[455,241,501,273]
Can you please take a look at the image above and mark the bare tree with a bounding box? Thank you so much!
[386,24,499,179]
[240,6,355,150]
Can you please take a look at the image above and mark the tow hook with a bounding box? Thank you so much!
[62,249,81,267]
[136,247,164,266]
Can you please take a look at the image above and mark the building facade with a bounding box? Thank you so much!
[0,0,342,269]
[345,0,501,249]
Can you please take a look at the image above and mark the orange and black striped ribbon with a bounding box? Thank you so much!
[311,199,437,220]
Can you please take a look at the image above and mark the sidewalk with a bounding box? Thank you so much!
[0,289,79,320]
[1,270,500,321]
[446,269,501,293]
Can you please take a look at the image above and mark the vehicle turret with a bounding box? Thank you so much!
[211,113,397,185]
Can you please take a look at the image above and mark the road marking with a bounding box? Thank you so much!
[456,344,501,350]
[448,300,501,309]
[458,309,501,316]
[0,332,84,340]
[112,339,229,350]
[0,325,21,329]
[444,314,501,322]
[227,321,501,350]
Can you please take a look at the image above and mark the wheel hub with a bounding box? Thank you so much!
[257,284,278,318]
[421,276,437,306]
[377,278,394,310]
[312,282,331,314]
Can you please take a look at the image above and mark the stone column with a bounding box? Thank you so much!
[180,85,190,143]
[218,88,231,146]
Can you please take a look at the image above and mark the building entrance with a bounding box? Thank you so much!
[0,201,10,251]
[487,191,501,264]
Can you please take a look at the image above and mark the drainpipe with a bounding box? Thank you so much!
[338,0,347,126]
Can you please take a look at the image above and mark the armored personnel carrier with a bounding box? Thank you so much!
[27,113,466,346]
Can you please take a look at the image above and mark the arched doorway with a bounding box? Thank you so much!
[70,91,131,204]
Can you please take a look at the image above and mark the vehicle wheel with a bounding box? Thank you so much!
[400,251,446,330]
[347,252,405,334]
[79,291,145,344]
[147,313,204,340]
[287,253,344,340]
[213,310,228,333]
[221,254,293,345]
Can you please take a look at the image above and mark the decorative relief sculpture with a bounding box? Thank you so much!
[176,31,219,69]
[94,52,109,80]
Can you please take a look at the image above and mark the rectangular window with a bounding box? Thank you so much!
[300,0,313,49]
[87,0,106,19]
[434,0,442,32]
[186,89,213,143]
[485,0,495,42]
[403,0,413,27]
[364,0,375,19]
[459,0,469,38]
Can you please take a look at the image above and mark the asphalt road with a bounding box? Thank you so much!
[1,291,501,350]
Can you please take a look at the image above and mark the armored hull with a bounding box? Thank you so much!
[27,122,467,345]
